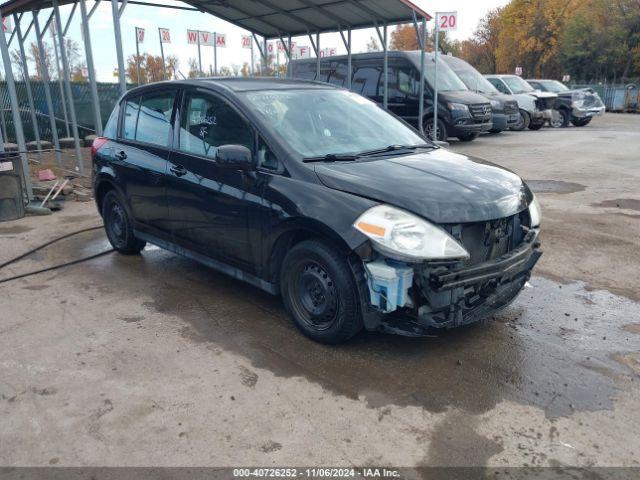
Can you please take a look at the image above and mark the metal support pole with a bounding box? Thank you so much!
[197,33,202,76]
[158,29,166,80]
[340,28,352,89]
[316,32,320,80]
[34,11,62,167]
[433,18,439,142]
[250,38,254,75]
[135,28,141,83]
[213,33,218,75]
[0,116,4,152]
[0,6,33,199]
[14,13,43,163]
[80,0,102,135]
[50,21,70,138]
[111,0,126,94]
[53,0,84,173]
[263,36,268,74]
[417,16,426,136]
[376,23,388,109]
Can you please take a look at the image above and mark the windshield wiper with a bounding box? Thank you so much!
[356,143,435,157]
[302,153,359,163]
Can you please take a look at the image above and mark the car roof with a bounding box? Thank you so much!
[123,77,335,97]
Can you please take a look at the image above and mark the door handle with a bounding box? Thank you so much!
[115,150,127,161]
[170,164,187,177]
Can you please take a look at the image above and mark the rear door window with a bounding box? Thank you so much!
[135,91,176,146]
[179,91,254,159]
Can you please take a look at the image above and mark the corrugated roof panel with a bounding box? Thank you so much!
[0,0,431,37]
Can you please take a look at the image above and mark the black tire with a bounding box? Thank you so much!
[510,110,530,131]
[571,117,592,127]
[280,239,363,344]
[488,128,503,134]
[423,117,448,142]
[101,190,146,255]
[550,108,570,128]
[528,122,544,131]
[457,133,479,142]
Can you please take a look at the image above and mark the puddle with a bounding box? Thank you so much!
[80,245,640,420]
[524,180,586,194]
[593,198,640,212]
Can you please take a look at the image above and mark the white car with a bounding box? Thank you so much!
[485,74,558,131]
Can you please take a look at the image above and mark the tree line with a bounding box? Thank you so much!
[386,0,640,83]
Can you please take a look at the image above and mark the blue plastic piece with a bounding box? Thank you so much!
[365,260,413,313]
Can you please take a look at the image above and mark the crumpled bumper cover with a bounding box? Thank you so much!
[573,106,606,118]
[416,229,542,329]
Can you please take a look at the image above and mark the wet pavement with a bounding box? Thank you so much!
[1,114,640,467]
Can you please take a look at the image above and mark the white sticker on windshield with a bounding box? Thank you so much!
[0,162,13,172]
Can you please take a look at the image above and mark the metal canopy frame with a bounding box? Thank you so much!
[0,0,431,204]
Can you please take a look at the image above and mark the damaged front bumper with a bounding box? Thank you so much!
[573,106,605,119]
[361,228,542,335]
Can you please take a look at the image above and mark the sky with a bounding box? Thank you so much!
[7,0,510,82]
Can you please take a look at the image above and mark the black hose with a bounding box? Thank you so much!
[0,225,113,284]
[0,226,104,270]
[0,249,114,285]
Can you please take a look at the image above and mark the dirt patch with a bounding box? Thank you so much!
[592,198,640,212]
[0,225,33,235]
[623,324,640,335]
[524,180,586,194]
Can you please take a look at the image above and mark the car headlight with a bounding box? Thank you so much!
[490,99,502,109]
[447,102,471,117]
[353,205,470,262]
[529,195,541,227]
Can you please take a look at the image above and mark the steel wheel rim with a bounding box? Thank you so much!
[291,261,339,331]
[107,202,127,248]
[425,121,443,142]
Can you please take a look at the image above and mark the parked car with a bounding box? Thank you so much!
[93,78,542,344]
[289,51,493,142]
[441,55,520,133]
[526,79,605,127]
[485,74,558,130]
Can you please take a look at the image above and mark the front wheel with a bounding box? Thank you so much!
[457,133,479,142]
[550,109,570,128]
[571,117,592,127]
[488,128,503,134]
[102,190,146,255]
[423,118,448,142]
[528,122,544,131]
[280,240,363,344]
[510,110,530,131]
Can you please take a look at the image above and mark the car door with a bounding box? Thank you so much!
[165,88,259,271]
[115,88,176,233]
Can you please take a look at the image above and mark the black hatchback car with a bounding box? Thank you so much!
[93,78,542,344]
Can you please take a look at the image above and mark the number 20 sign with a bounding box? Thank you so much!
[436,12,457,32]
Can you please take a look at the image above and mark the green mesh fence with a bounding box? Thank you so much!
[0,80,123,143]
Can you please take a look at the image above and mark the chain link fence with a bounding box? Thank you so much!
[0,80,122,144]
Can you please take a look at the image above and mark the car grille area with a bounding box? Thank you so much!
[504,100,519,115]
[469,103,492,122]
[411,210,535,328]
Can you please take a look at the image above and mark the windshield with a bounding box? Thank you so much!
[453,68,499,94]
[538,80,569,92]
[421,57,468,92]
[244,89,427,158]
[503,76,535,94]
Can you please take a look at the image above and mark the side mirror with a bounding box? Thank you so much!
[215,145,253,170]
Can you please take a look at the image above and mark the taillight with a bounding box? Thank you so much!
[91,137,108,157]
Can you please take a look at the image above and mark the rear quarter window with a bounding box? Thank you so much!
[103,105,119,139]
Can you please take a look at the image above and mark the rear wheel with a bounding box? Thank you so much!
[571,117,592,127]
[280,240,363,344]
[457,133,479,142]
[102,190,146,255]
[510,110,530,131]
[423,118,448,142]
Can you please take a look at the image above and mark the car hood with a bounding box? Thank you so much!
[529,91,558,100]
[439,90,491,105]
[314,149,533,224]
